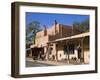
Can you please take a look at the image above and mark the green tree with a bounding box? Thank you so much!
[73,19,89,33]
[26,21,41,45]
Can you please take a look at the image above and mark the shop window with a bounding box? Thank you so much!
[50,47,53,50]
[64,44,75,54]
[60,54,62,57]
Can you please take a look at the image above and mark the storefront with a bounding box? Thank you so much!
[47,32,89,64]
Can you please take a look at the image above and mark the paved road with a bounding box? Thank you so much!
[26,60,54,67]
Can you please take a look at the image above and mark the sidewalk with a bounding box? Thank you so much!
[26,58,73,66]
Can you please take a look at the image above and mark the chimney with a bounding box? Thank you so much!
[54,20,57,25]
[54,20,57,34]
[43,25,47,36]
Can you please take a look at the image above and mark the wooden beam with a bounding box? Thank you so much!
[81,38,84,63]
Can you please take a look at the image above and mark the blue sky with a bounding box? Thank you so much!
[26,12,89,29]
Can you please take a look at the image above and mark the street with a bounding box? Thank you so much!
[26,60,55,67]
[26,57,83,67]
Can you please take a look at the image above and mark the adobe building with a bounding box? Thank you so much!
[29,20,89,64]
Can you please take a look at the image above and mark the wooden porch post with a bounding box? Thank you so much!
[81,38,84,63]
[30,48,33,58]
[46,43,49,61]
[55,43,58,62]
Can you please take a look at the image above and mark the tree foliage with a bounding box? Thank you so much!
[26,21,41,45]
[73,19,89,33]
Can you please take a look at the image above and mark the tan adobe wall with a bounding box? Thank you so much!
[35,35,49,47]
[47,24,72,41]
[35,23,81,48]
[59,24,72,38]
[36,31,44,38]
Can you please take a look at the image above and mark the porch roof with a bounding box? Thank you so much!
[48,32,89,43]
